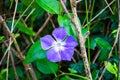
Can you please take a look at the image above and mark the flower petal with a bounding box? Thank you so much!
[60,47,74,61]
[40,35,55,50]
[52,27,67,41]
[64,36,78,47]
[46,48,61,62]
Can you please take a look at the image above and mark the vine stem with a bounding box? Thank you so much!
[54,73,89,80]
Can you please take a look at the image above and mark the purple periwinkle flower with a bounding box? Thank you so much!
[40,27,78,62]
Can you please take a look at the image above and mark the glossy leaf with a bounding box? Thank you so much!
[15,20,36,36]
[68,68,77,74]
[95,37,111,50]
[36,59,58,74]
[0,36,4,42]
[104,61,117,76]
[24,40,46,64]
[36,0,63,14]
[98,49,109,61]
[95,38,112,61]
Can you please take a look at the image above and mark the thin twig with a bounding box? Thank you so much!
[10,51,19,80]
[47,13,56,28]
[6,50,10,80]
[0,41,13,65]
[34,14,52,40]
[83,0,115,28]
[13,0,34,30]
[92,50,101,63]
[25,8,36,22]
[60,0,72,20]
[104,0,114,15]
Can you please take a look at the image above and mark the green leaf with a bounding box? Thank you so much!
[92,70,99,80]
[58,14,87,41]
[58,14,78,40]
[104,61,117,75]
[86,37,97,50]
[15,20,36,36]
[68,68,77,74]
[0,36,4,42]
[95,37,111,50]
[70,60,84,74]
[95,38,112,61]
[36,0,63,14]
[0,69,7,80]
[36,59,58,74]
[98,49,109,61]
[24,40,46,64]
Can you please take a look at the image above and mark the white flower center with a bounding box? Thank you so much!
[53,40,65,52]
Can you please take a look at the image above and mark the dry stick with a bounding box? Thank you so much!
[0,41,13,65]
[47,13,56,29]
[0,16,37,80]
[69,0,92,79]
[34,14,52,40]
[3,41,19,60]
[6,50,10,80]
[60,0,92,79]
[9,51,19,80]
[25,8,35,22]
[98,5,120,79]
[92,50,101,63]
[104,0,114,15]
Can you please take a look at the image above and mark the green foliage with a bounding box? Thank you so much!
[60,77,71,80]
[70,60,84,74]
[58,14,77,39]
[0,69,7,80]
[68,68,77,74]
[86,37,97,50]
[24,40,46,64]
[7,20,36,36]
[36,0,63,14]
[15,20,36,36]
[92,70,99,80]
[21,0,39,8]
[8,67,23,79]
[58,14,88,41]
[104,61,118,77]
[95,37,112,61]
[36,59,58,74]
[0,36,4,42]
